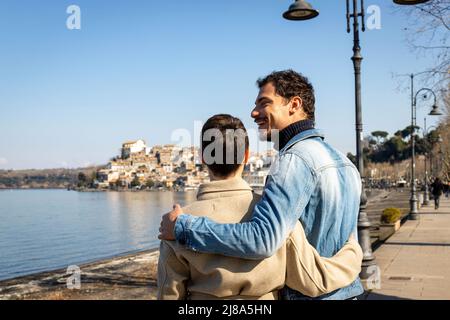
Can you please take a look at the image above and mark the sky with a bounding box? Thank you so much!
[0,0,443,170]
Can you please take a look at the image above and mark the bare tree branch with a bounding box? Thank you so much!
[397,0,450,99]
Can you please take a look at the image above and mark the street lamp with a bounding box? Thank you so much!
[409,84,442,220]
[429,104,443,116]
[283,0,319,21]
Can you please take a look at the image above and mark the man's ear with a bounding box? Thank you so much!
[289,96,304,116]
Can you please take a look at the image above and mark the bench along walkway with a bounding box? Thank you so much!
[364,197,450,300]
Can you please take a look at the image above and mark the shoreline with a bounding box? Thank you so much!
[0,249,160,300]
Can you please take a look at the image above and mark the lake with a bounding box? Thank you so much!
[0,189,197,281]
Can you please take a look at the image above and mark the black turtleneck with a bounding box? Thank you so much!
[278,119,315,150]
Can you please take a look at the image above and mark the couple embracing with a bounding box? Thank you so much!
[157,70,365,300]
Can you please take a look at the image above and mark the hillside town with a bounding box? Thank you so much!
[92,139,276,191]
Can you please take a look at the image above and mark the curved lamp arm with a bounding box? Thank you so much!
[414,88,437,107]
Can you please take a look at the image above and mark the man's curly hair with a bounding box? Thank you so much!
[257,69,316,121]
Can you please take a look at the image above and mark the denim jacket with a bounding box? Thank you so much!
[174,128,364,300]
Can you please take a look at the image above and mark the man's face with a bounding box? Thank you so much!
[251,83,291,141]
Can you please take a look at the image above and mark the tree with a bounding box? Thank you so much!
[130,176,141,188]
[385,136,408,162]
[145,179,155,189]
[347,153,357,166]
[399,125,420,140]
[77,172,87,188]
[78,172,87,183]
[368,134,408,164]
[398,0,449,95]
[371,131,389,146]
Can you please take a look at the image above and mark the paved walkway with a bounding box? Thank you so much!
[365,196,450,300]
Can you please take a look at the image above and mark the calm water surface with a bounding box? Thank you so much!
[0,189,197,281]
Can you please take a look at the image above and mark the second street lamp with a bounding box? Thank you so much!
[345,0,379,283]
[409,84,442,220]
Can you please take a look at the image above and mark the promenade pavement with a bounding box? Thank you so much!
[365,196,450,300]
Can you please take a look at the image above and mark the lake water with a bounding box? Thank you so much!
[0,189,197,281]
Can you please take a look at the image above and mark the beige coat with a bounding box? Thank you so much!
[158,177,362,300]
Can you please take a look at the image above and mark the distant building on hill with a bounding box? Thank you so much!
[95,140,208,190]
[121,140,149,159]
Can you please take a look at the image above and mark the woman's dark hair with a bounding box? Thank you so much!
[201,114,249,178]
[257,69,316,121]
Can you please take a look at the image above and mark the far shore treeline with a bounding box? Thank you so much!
[0,167,103,190]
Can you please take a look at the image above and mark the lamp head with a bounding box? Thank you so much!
[283,0,319,21]
[393,0,431,5]
[429,105,443,116]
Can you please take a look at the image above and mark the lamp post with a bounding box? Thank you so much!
[346,0,378,282]
[409,82,442,220]
[281,0,432,284]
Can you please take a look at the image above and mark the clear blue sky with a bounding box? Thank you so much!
[0,0,441,169]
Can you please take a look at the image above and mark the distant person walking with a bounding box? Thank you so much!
[431,177,444,210]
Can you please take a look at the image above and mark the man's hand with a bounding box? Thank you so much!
[158,204,184,241]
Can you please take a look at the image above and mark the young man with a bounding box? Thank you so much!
[158,114,362,300]
[160,70,364,300]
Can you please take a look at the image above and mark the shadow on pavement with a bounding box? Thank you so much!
[359,292,411,300]
[419,212,450,215]
[384,242,450,247]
